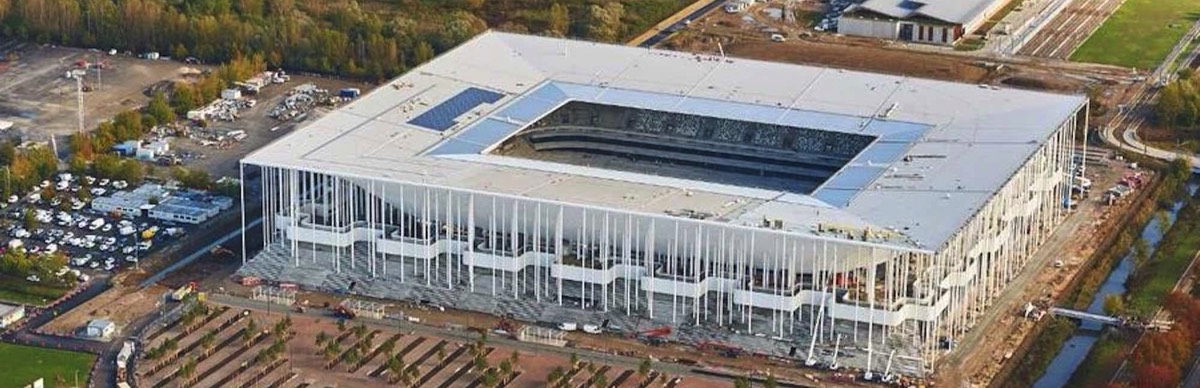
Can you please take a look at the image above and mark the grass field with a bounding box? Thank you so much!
[1070,0,1200,69]
[1065,333,1131,387]
[1127,193,1199,316]
[0,343,94,387]
[0,273,72,306]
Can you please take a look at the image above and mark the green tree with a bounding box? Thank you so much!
[638,358,651,378]
[322,341,339,362]
[316,331,330,347]
[147,92,177,124]
[22,209,37,230]
[172,167,214,190]
[352,323,368,340]
[200,329,217,353]
[585,3,625,42]
[1105,294,1126,316]
[733,377,752,388]
[474,352,489,371]
[181,356,198,380]
[413,41,435,65]
[499,359,513,378]
[386,355,405,380]
[344,347,361,365]
[548,3,570,36]
[547,366,565,386]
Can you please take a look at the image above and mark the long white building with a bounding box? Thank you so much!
[238,31,1087,375]
[839,0,1011,45]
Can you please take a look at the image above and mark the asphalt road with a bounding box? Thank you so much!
[639,0,725,48]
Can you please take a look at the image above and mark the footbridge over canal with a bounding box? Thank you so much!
[1049,307,1173,330]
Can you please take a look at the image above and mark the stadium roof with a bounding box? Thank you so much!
[848,0,997,25]
[245,31,1086,251]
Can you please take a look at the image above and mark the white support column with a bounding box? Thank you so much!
[427,188,436,288]
[534,202,542,302]
[646,219,655,319]
[447,191,454,289]
[556,206,563,305]
[382,183,388,277]
[290,169,298,264]
[468,194,476,292]
[399,184,406,283]
[624,215,632,315]
[239,162,247,265]
[511,199,519,299]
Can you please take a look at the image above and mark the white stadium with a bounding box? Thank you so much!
[238,32,1087,375]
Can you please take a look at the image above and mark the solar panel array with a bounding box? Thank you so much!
[408,87,504,131]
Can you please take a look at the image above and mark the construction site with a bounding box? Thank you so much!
[0,42,186,146]
[128,294,722,388]
[0,41,360,176]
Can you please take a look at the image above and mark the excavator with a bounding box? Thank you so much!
[632,325,672,346]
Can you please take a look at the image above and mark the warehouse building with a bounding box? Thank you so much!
[237,32,1087,376]
[838,0,1011,45]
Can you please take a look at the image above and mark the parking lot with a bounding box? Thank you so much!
[2,173,226,286]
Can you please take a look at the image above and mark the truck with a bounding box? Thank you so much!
[116,340,134,375]
[171,282,195,301]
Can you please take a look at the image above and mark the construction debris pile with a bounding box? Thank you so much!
[268,83,340,121]
[185,98,256,123]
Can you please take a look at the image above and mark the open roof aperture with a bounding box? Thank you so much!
[491,101,876,193]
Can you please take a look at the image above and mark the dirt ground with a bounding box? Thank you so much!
[41,284,169,338]
[0,45,197,146]
[183,280,862,387]
[663,2,1118,97]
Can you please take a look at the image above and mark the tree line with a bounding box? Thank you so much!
[1129,291,1200,387]
[1156,70,1200,129]
[0,0,689,80]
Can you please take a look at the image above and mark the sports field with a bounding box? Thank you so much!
[1071,0,1200,69]
[0,343,94,387]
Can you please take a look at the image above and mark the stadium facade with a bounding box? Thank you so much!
[238,31,1087,375]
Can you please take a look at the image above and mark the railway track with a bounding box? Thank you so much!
[1019,0,1124,59]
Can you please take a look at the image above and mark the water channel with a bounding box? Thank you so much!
[1033,179,1199,387]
